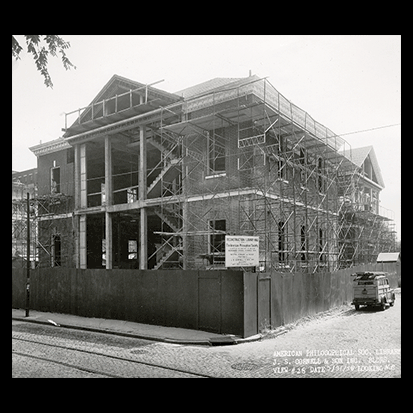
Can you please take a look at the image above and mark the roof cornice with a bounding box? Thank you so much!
[29,138,71,157]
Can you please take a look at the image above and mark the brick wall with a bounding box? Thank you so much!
[37,148,75,196]
[38,216,76,268]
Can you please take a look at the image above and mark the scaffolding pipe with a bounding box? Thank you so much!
[25,192,30,317]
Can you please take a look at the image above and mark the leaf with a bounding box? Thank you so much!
[12,36,23,59]
[13,35,75,88]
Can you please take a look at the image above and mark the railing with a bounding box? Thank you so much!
[378,205,395,221]
[184,76,349,153]
[64,79,165,130]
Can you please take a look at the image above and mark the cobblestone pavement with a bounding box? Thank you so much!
[12,324,204,378]
[222,290,401,378]
[12,291,401,378]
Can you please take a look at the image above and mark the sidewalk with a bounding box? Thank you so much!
[12,309,261,346]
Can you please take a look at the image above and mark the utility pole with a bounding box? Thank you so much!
[25,192,30,317]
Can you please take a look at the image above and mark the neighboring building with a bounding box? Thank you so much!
[376,252,400,263]
[338,146,397,266]
[27,138,75,268]
[12,168,38,264]
[29,74,397,272]
[12,168,38,198]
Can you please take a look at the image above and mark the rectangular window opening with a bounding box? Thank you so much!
[207,131,226,175]
[209,219,226,264]
[278,221,286,262]
[52,234,62,266]
[51,167,60,193]
[319,228,325,262]
[300,225,306,261]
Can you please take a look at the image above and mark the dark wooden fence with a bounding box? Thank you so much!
[248,262,400,334]
[12,262,400,338]
[12,268,247,336]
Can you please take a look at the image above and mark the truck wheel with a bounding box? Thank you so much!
[380,299,386,311]
[354,304,360,311]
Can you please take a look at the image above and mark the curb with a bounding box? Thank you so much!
[234,333,263,344]
[12,316,168,343]
[13,316,260,346]
[164,338,211,346]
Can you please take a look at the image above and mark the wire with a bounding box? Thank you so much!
[338,123,401,137]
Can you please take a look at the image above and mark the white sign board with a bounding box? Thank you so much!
[225,235,260,267]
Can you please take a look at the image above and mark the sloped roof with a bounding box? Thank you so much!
[62,74,182,138]
[339,145,385,188]
[376,252,400,262]
[90,74,181,105]
[345,146,373,167]
[175,77,243,99]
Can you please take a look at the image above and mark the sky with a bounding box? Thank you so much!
[12,35,401,238]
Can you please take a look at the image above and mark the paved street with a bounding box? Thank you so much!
[12,323,205,378]
[12,290,401,378]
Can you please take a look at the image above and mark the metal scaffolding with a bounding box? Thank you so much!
[154,76,395,272]
[12,191,75,268]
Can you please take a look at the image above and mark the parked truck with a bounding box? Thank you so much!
[351,271,395,311]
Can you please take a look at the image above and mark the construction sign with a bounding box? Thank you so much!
[225,235,259,268]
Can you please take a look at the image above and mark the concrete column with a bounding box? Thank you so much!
[79,215,87,269]
[104,136,113,206]
[74,144,80,209]
[182,147,188,269]
[80,143,87,208]
[139,125,147,269]
[105,136,113,269]
[105,212,112,269]
[76,143,87,268]
[140,209,147,269]
[182,202,188,270]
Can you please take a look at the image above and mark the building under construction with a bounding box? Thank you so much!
[12,169,38,265]
[27,74,396,272]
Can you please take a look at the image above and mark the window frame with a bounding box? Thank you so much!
[50,166,61,194]
[207,131,226,176]
[209,219,226,264]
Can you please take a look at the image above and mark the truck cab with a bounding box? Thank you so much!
[351,271,395,311]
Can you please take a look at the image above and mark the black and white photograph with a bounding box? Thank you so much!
[12,35,401,378]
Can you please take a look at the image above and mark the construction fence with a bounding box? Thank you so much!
[12,263,400,338]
